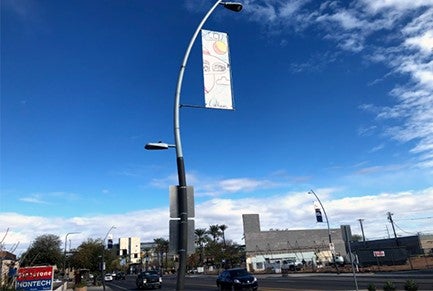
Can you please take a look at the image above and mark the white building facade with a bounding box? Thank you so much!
[119,237,141,264]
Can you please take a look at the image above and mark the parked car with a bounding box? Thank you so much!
[136,270,162,289]
[216,268,258,290]
[331,255,345,266]
[282,259,303,271]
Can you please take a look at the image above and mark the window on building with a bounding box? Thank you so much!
[256,262,264,270]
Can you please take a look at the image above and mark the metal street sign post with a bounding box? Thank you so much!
[169,186,196,255]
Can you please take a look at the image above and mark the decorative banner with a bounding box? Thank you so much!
[315,207,323,223]
[201,29,234,110]
[16,266,54,291]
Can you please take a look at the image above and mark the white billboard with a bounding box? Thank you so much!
[201,29,234,110]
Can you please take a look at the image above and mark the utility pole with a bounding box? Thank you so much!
[358,219,365,242]
[387,212,399,246]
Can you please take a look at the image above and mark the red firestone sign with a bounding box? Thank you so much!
[16,266,54,291]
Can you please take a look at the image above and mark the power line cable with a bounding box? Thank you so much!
[393,222,417,235]
[398,216,433,221]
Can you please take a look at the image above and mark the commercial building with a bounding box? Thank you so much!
[242,214,350,272]
[118,237,141,264]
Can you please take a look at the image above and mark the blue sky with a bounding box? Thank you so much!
[1,0,432,255]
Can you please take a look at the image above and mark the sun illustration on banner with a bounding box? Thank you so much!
[213,40,228,55]
[201,29,233,110]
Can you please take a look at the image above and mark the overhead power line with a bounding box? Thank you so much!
[393,222,417,235]
[398,216,433,221]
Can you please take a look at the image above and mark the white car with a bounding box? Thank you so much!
[281,260,303,271]
[104,274,113,282]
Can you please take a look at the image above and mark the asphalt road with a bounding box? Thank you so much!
[106,270,433,291]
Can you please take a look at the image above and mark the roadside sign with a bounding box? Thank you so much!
[169,186,195,218]
[373,251,385,257]
[169,219,195,255]
[16,266,54,291]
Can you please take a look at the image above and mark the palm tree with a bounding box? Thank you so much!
[143,248,151,271]
[219,224,228,247]
[153,238,169,274]
[208,225,221,242]
[195,228,209,264]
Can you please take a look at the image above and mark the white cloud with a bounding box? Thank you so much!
[18,191,80,205]
[279,0,305,18]
[369,144,385,153]
[2,187,432,256]
[243,1,277,22]
[151,172,288,197]
[405,30,433,55]
[317,10,364,30]
[19,196,49,204]
[362,0,433,12]
[244,1,433,168]
[218,178,275,193]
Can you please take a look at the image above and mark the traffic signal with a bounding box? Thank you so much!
[315,207,323,223]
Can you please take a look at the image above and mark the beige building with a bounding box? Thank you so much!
[119,237,141,264]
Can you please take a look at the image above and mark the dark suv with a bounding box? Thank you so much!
[216,268,258,290]
[136,270,162,289]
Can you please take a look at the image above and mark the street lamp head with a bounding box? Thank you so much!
[144,142,175,150]
[221,2,243,12]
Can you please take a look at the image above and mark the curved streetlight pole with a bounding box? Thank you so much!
[102,226,116,291]
[146,1,242,290]
[63,232,80,281]
[173,2,242,290]
[308,190,339,274]
[173,3,223,290]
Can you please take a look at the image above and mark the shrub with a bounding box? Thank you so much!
[367,283,376,291]
[74,281,87,288]
[383,281,396,291]
[404,279,418,291]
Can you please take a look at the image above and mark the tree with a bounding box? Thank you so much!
[194,228,210,264]
[208,225,222,242]
[153,238,169,273]
[69,238,118,276]
[219,240,245,268]
[190,224,245,270]
[351,234,363,242]
[20,234,63,267]
[142,248,151,271]
[70,239,104,273]
[219,225,228,247]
